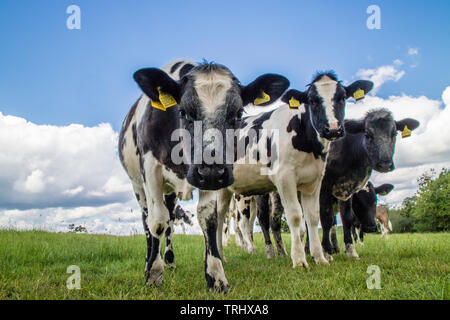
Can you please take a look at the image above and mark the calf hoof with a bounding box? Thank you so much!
[324,252,334,262]
[314,256,330,265]
[247,246,257,254]
[292,258,309,269]
[265,244,275,259]
[277,245,288,257]
[208,279,229,294]
[345,244,360,260]
[166,262,176,270]
[145,258,165,287]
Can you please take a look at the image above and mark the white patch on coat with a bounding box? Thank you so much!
[313,76,339,128]
[194,70,232,114]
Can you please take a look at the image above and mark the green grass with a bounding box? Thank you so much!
[0,229,449,300]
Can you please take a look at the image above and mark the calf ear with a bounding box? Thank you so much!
[134,68,181,111]
[396,118,420,138]
[241,74,290,106]
[375,184,394,196]
[281,89,308,109]
[344,119,365,134]
[345,80,374,101]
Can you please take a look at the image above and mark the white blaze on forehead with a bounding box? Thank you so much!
[194,70,233,114]
[314,76,339,127]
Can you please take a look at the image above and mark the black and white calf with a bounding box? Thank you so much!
[174,203,195,234]
[320,109,419,260]
[350,182,394,244]
[228,194,257,253]
[215,72,373,269]
[119,59,289,292]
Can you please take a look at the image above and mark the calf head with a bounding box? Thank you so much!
[134,62,289,190]
[345,109,420,172]
[352,182,394,233]
[282,72,373,140]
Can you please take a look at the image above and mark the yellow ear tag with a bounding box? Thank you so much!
[289,97,300,109]
[402,125,412,138]
[254,91,271,106]
[353,88,365,101]
[151,87,177,111]
[380,191,387,196]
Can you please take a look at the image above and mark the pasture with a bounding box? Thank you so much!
[0,229,448,300]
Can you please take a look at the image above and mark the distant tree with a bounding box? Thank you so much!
[68,224,88,233]
[392,168,449,233]
[410,168,450,232]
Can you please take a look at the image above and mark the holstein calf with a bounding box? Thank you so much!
[350,182,394,244]
[320,109,419,260]
[229,194,257,253]
[215,72,373,269]
[119,59,289,292]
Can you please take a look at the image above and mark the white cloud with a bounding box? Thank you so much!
[408,47,419,56]
[393,59,404,66]
[0,113,133,210]
[356,65,405,94]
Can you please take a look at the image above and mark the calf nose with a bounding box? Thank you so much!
[195,165,229,188]
[322,125,345,141]
[377,161,395,173]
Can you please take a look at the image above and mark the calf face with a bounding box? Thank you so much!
[282,72,373,140]
[134,63,289,190]
[352,182,394,232]
[345,110,420,172]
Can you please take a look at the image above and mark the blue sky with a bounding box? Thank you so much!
[1,0,449,130]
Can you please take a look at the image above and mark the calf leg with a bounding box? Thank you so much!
[351,225,359,243]
[301,190,328,265]
[340,200,360,260]
[142,166,170,286]
[275,176,308,268]
[198,190,229,292]
[132,183,152,278]
[163,193,177,269]
[270,192,288,257]
[237,197,256,254]
[256,194,275,259]
[217,189,233,261]
[330,215,340,254]
[320,194,335,261]
[359,229,365,244]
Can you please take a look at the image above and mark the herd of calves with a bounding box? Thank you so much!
[119,59,419,292]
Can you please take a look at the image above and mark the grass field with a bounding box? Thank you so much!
[0,229,449,300]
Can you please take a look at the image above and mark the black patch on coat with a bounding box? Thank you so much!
[250,109,276,132]
[156,225,165,236]
[179,63,195,78]
[170,61,182,74]
[286,111,326,161]
[241,206,250,220]
[118,99,139,164]
[137,101,188,179]
[164,250,174,264]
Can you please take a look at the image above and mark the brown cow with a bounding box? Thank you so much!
[376,205,393,238]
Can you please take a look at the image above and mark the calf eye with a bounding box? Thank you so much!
[179,109,186,118]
